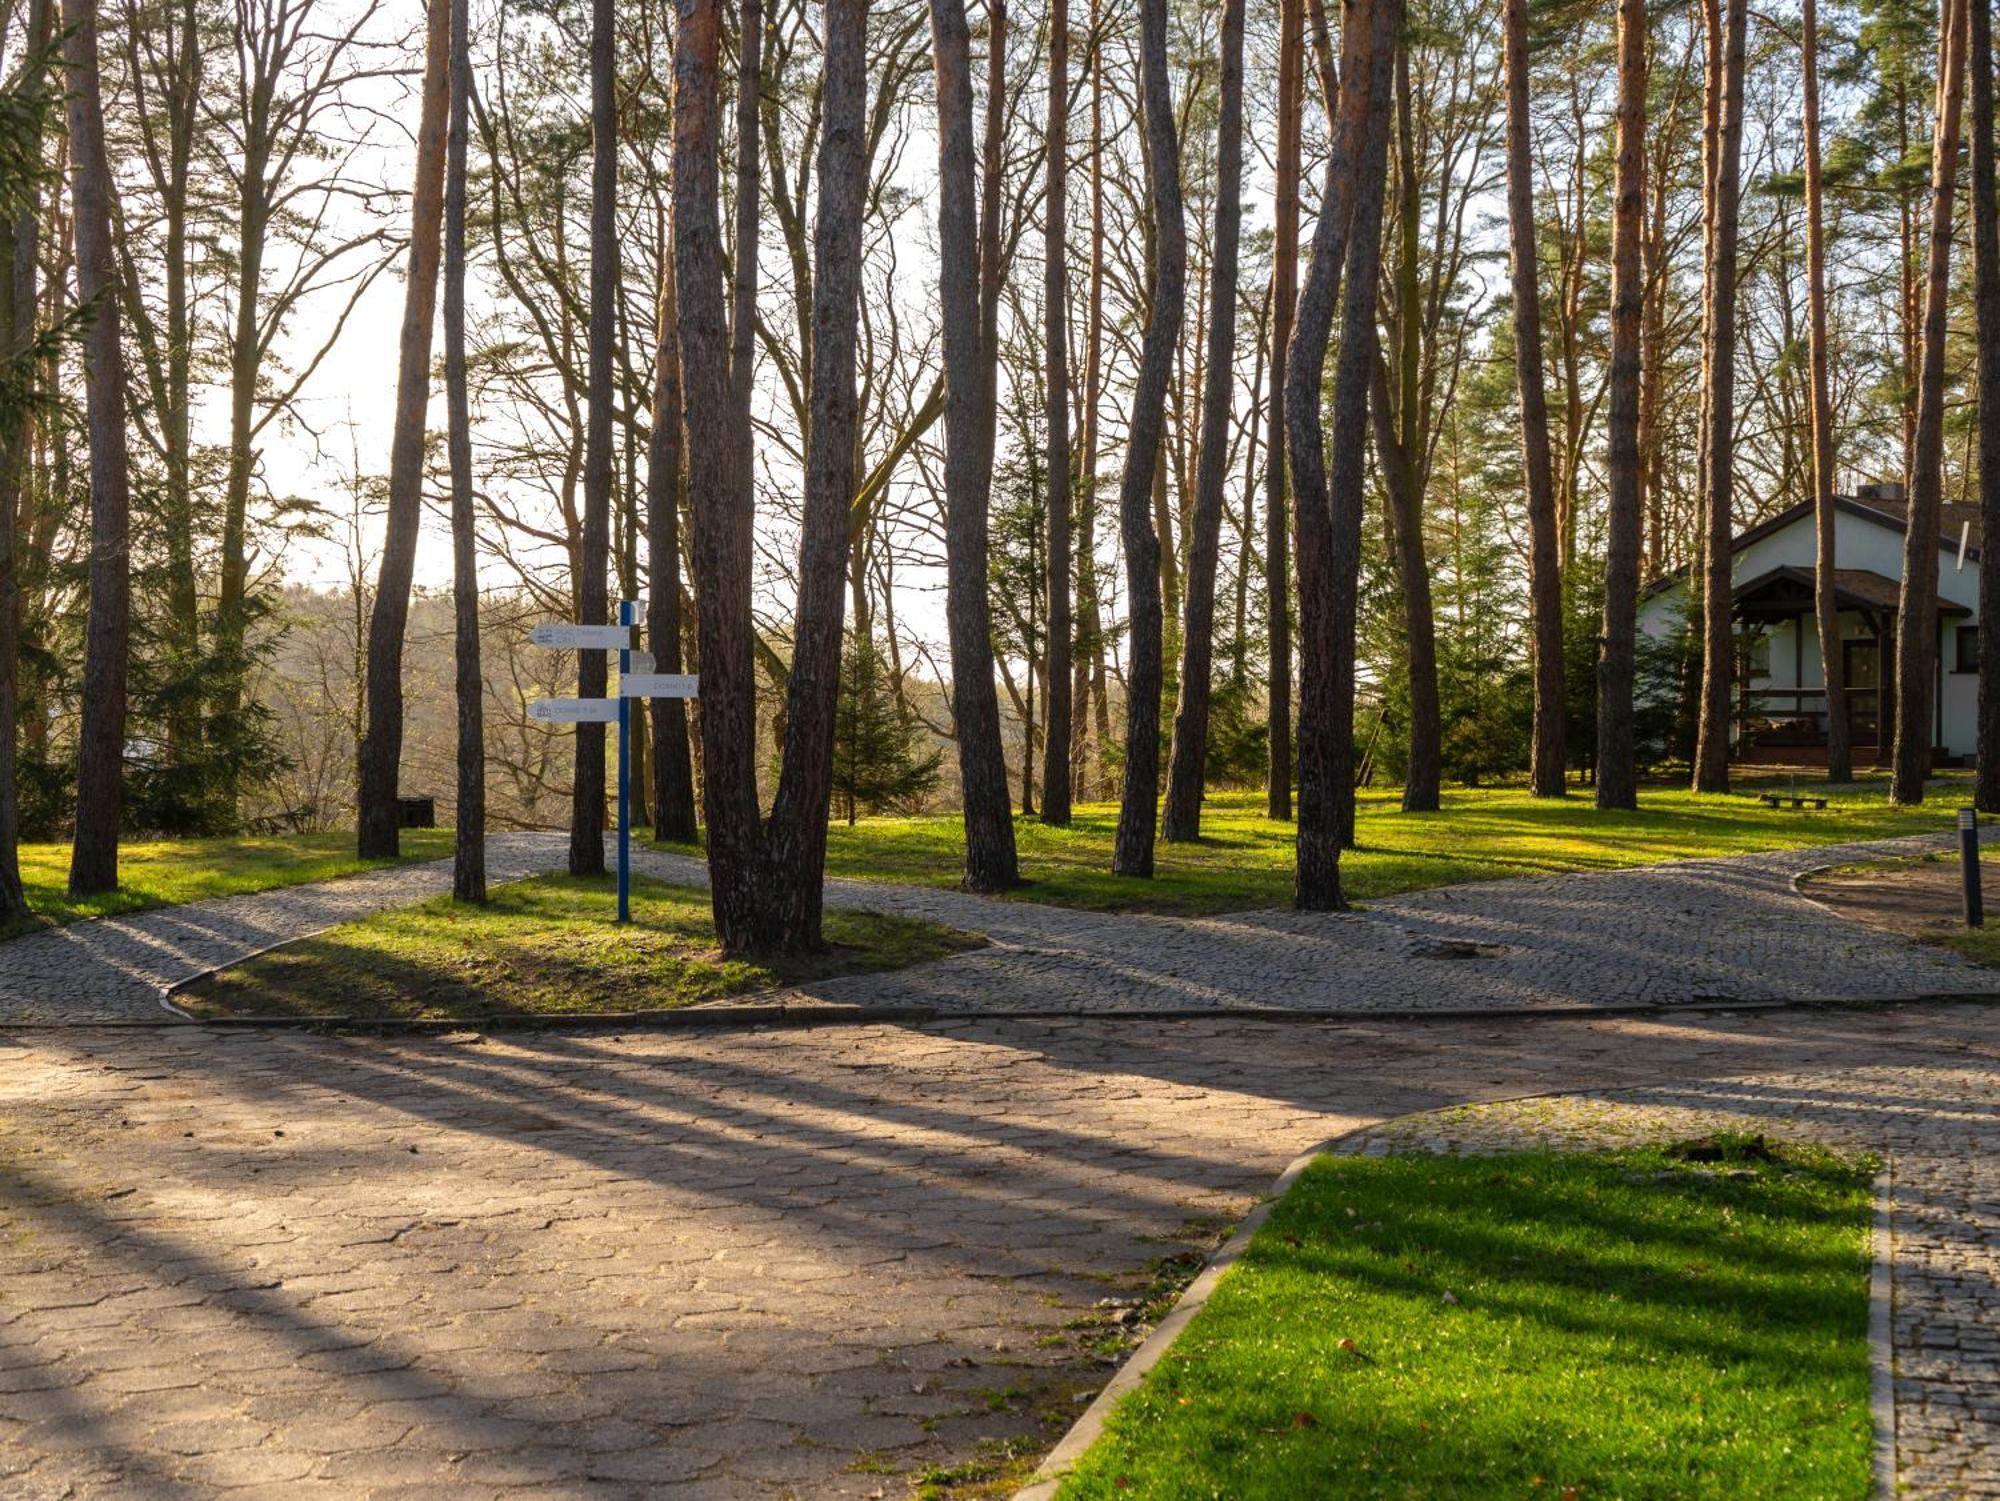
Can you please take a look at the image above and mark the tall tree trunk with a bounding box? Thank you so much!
[1325,0,1396,854]
[1975,0,2000,812]
[677,0,762,943]
[444,0,483,903]
[1502,0,1565,798]
[1691,0,1747,795]
[1110,0,1186,878]
[930,0,1018,890]
[1892,0,1968,804]
[0,0,50,925]
[64,0,131,897]
[1040,0,1073,826]
[356,0,451,859]
[1161,0,1244,843]
[1597,0,1645,810]
[760,0,867,950]
[571,0,617,875]
[214,134,269,825]
[1233,281,1269,684]
[1370,351,1439,813]
[648,222,699,843]
[1385,36,1439,813]
[1265,0,1302,821]
[1073,0,1108,804]
[1802,0,1851,786]
[1288,0,1377,911]
[731,0,760,415]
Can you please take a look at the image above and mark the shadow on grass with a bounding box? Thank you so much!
[1057,1145,1878,1499]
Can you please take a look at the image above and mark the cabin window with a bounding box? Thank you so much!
[1957,625,1980,673]
[1743,633,1772,678]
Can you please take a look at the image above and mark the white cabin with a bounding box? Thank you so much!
[1636,484,1982,765]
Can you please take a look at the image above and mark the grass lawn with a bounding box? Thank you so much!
[655,776,1963,917]
[176,871,984,1022]
[1055,1139,1877,1500]
[5,829,459,941]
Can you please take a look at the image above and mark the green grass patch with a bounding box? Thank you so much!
[655,779,1958,916]
[1056,1138,1877,1499]
[177,872,984,1022]
[4,830,459,941]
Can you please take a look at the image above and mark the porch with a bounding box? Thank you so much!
[1728,565,1968,764]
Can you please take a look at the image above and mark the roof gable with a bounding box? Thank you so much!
[1642,493,1980,598]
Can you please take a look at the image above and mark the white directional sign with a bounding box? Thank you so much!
[618,673,699,699]
[528,697,621,723]
[529,622,633,650]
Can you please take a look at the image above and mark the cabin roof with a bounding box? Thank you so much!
[1731,563,1971,622]
[1643,493,1983,599]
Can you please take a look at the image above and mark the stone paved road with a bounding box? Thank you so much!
[4,828,1998,1024]
[0,1004,1993,1497]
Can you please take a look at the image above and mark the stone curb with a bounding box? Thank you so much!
[1014,1103,1905,1501]
[1012,1134,1341,1501]
[7,990,1998,1035]
[1871,1165,1896,1501]
[0,1003,940,1034]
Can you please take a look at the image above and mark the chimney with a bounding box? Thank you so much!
[1855,480,1906,504]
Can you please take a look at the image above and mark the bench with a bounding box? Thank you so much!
[1759,794,1828,810]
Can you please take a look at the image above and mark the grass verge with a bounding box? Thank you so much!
[1055,1138,1877,1499]
[660,779,1959,917]
[176,872,984,1022]
[6,830,459,941]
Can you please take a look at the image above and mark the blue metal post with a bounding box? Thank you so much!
[617,599,633,923]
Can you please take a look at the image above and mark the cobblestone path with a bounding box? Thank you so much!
[0,1004,1992,1497]
[4,828,1998,1024]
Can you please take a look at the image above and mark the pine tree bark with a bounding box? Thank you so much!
[759,0,867,950]
[731,0,761,417]
[444,0,483,903]
[1072,0,1108,804]
[647,224,699,843]
[1385,38,1439,814]
[1325,0,1396,856]
[676,0,763,944]
[1039,0,1074,826]
[1288,0,1377,911]
[1110,0,1186,878]
[930,0,1019,890]
[1597,0,1645,810]
[1161,0,1244,843]
[570,0,617,875]
[1975,0,2000,812]
[356,0,451,860]
[1802,0,1851,787]
[1502,0,1565,798]
[1265,0,1303,822]
[64,0,131,897]
[1370,348,1439,812]
[1691,0,1748,795]
[0,0,49,924]
[1892,0,1968,804]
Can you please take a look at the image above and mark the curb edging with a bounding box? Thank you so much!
[9,990,1998,1035]
[1871,1166,1897,1501]
[1011,1134,1342,1501]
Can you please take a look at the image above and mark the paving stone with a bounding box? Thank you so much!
[0,858,1994,1494]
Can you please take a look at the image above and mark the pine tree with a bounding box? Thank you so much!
[829,638,942,825]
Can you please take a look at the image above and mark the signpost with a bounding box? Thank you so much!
[526,698,620,724]
[529,622,634,650]
[528,600,698,925]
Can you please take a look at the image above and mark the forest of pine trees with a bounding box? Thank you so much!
[0,0,1997,948]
